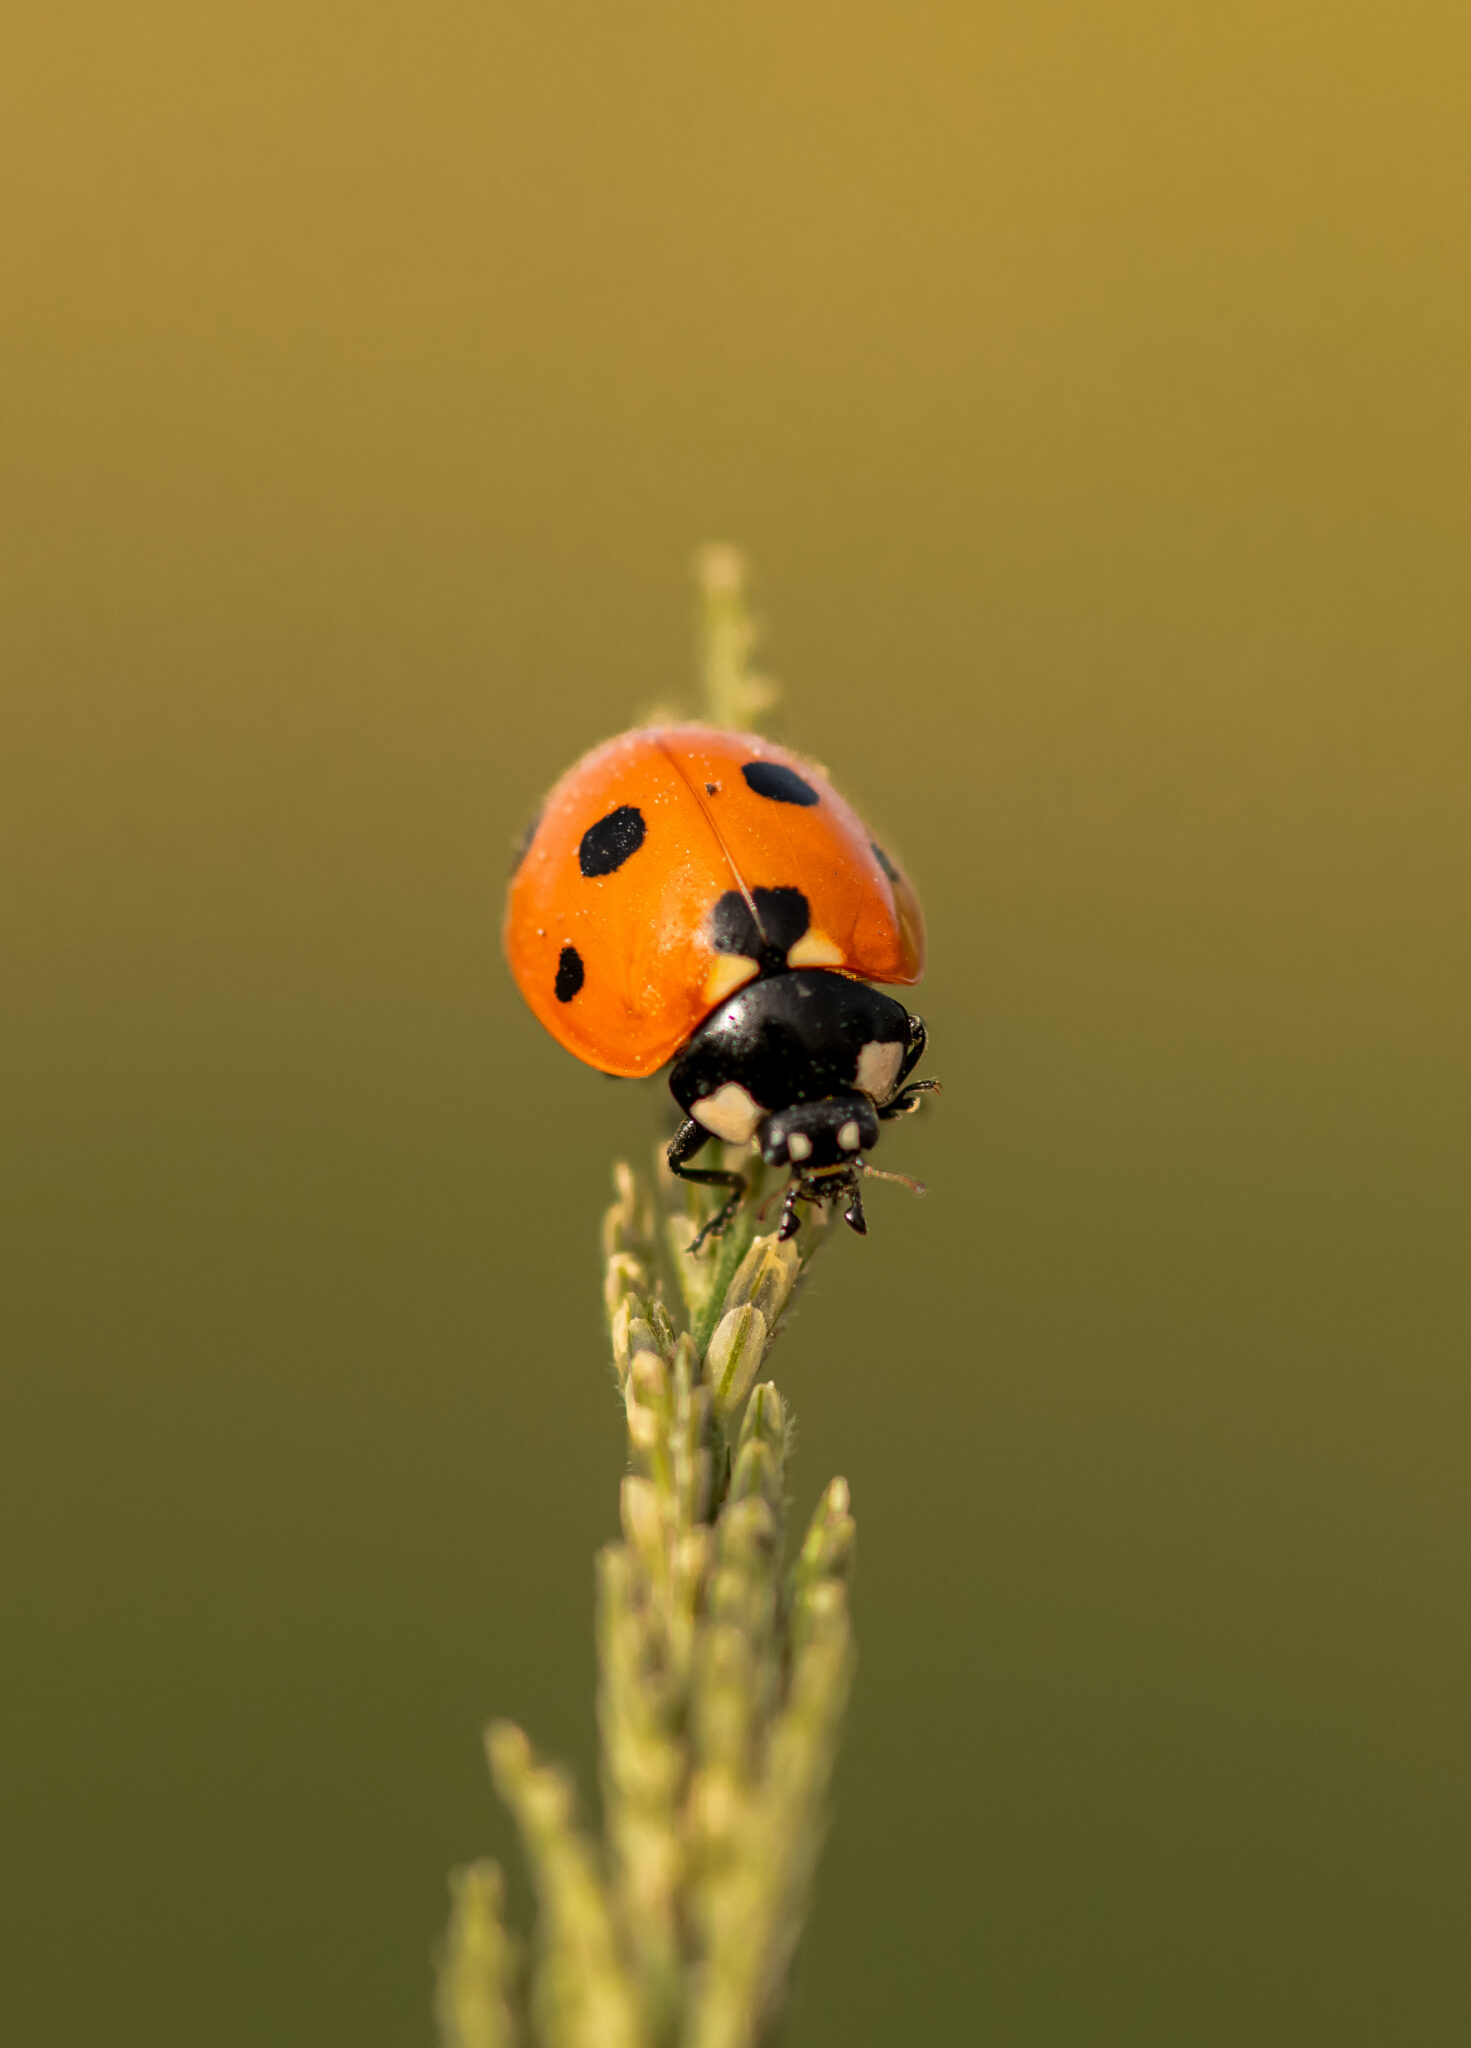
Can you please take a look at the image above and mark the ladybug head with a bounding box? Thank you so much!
[758,1092,880,1173]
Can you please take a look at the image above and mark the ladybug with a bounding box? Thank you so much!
[504,725,937,1244]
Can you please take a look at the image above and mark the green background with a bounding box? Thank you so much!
[4,4,1468,2042]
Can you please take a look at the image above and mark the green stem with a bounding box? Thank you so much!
[438,555,854,2048]
[693,545,778,733]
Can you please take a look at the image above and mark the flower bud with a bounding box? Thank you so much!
[726,1232,802,1327]
[703,1304,768,1420]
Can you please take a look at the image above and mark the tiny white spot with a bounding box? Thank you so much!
[855,1039,904,1102]
[691,1082,765,1144]
[787,930,845,969]
[837,1119,862,1151]
[787,1132,813,1162]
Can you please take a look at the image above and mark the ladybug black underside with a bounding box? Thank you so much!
[666,967,936,1245]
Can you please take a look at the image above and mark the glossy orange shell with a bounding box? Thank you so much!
[504,725,926,1078]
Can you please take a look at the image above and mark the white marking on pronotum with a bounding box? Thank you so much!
[786,929,844,968]
[837,1119,863,1151]
[787,1131,813,1162]
[691,1082,765,1144]
[703,954,760,1005]
[855,1039,904,1102]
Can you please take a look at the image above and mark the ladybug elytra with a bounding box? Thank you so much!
[504,725,937,1243]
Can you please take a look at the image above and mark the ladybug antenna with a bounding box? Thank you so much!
[861,1164,926,1197]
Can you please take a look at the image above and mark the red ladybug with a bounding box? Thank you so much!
[505,725,936,1242]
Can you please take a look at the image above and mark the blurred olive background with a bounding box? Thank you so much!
[3,3,1468,2043]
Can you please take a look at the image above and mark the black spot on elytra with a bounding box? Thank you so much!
[870,841,900,882]
[510,807,543,875]
[705,781,720,795]
[579,804,646,878]
[709,886,810,973]
[742,760,819,806]
[554,945,584,1002]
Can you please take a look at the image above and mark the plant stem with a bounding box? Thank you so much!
[438,556,856,2048]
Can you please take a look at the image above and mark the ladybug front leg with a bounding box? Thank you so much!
[668,1117,748,1252]
[877,1077,941,1121]
[776,1180,807,1240]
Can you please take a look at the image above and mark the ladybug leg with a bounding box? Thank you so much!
[878,1077,940,1122]
[776,1180,807,1240]
[668,1117,747,1252]
[896,1011,929,1086]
